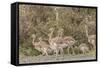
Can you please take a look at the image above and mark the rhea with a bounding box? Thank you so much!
[32,34,51,56]
[79,43,89,54]
[84,17,96,49]
[63,36,77,54]
[48,28,76,56]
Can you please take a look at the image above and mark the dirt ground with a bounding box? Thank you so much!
[19,54,96,64]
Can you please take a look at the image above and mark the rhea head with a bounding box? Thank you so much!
[49,27,55,32]
[32,34,36,39]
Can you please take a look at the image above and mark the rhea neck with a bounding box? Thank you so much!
[48,30,54,42]
[57,30,63,38]
[85,25,88,38]
[32,37,35,45]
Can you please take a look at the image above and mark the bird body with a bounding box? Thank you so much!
[48,28,76,56]
[79,43,89,54]
[32,34,51,56]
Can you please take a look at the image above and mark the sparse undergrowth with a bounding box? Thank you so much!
[19,5,96,60]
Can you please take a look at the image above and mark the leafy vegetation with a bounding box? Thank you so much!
[19,4,96,57]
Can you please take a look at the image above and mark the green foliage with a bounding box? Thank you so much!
[19,37,41,56]
[19,5,96,56]
[19,44,41,56]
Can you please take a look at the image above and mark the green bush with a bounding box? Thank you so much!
[19,5,96,56]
